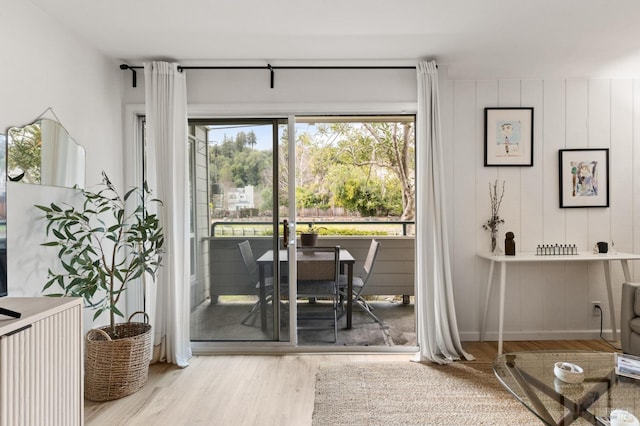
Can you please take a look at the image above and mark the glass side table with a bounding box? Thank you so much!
[493,351,640,425]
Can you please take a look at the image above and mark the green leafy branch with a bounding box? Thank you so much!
[36,171,164,333]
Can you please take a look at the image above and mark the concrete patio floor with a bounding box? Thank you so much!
[191,297,416,347]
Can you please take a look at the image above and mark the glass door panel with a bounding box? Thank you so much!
[190,119,290,342]
[188,114,417,349]
[292,116,416,347]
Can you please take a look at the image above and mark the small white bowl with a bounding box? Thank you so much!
[554,361,585,384]
[610,409,640,426]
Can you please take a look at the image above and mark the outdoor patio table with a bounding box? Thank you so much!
[256,248,355,331]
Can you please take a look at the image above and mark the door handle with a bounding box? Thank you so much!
[2,324,31,337]
[283,219,289,247]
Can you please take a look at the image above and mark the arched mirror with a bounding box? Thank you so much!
[0,134,6,297]
[7,118,85,188]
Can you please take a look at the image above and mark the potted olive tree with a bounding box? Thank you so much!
[36,171,164,401]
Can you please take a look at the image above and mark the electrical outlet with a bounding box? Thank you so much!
[591,301,601,316]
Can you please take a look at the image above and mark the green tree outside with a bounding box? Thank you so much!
[208,119,414,221]
[8,123,42,184]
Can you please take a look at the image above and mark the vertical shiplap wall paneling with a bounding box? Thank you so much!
[520,81,545,252]
[475,80,500,336]
[634,80,640,281]
[609,79,634,329]
[519,80,545,333]
[450,77,640,340]
[440,79,455,277]
[542,81,567,242]
[565,81,590,248]
[609,80,634,254]
[497,80,523,333]
[564,80,591,332]
[586,80,612,325]
[451,80,479,332]
[541,80,567,334]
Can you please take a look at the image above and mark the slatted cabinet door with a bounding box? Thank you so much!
[0,297,83,426]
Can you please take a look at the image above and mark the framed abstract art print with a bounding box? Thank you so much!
[559,148,609,208]
[484,107,534,166]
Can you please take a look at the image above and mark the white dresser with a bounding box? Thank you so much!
[0,297,83,426]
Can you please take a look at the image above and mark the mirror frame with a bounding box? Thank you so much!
[7,118,85,189]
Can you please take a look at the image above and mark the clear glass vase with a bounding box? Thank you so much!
[490,229,502,255]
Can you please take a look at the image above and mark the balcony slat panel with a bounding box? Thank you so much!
[207,236,415,301]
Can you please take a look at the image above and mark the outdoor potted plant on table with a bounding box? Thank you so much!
[36,171,164,402]
[299,223,326,247]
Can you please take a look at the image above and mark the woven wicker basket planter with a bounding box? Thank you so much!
[84,312,152,402]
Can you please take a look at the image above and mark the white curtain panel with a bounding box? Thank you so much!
[415,61,474,364]
[144,61,191,367]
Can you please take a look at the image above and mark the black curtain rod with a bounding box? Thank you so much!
[120,63,418,89]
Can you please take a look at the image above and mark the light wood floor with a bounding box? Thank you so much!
[84,340,619,426]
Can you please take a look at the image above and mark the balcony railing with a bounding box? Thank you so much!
[210,220,415,237]
[205,233,415,302]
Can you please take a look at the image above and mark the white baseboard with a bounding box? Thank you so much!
[459,329,619,342]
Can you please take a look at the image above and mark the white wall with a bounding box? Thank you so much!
[122,67,417,105]
[441,78,640,341]
[1,1,122,329]
[125,66,640,341]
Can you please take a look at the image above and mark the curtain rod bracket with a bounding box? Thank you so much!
[267,64,274,89]
[120,64,137,87]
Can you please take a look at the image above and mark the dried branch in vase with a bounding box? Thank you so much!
[482,180,505,253]
[482,180,505,232]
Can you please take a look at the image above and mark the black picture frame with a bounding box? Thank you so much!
[484,107,534,166]
[559,148,609,208]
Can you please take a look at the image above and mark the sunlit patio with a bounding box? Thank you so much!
[191,296,416,347]
[190,234,416,347]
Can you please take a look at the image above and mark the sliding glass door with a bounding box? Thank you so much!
[187,114,417,349]
[189,118,291,342]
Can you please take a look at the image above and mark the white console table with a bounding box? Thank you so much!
[477,251,640,355]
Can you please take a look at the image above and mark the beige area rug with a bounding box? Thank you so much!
[312,361,539,425]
